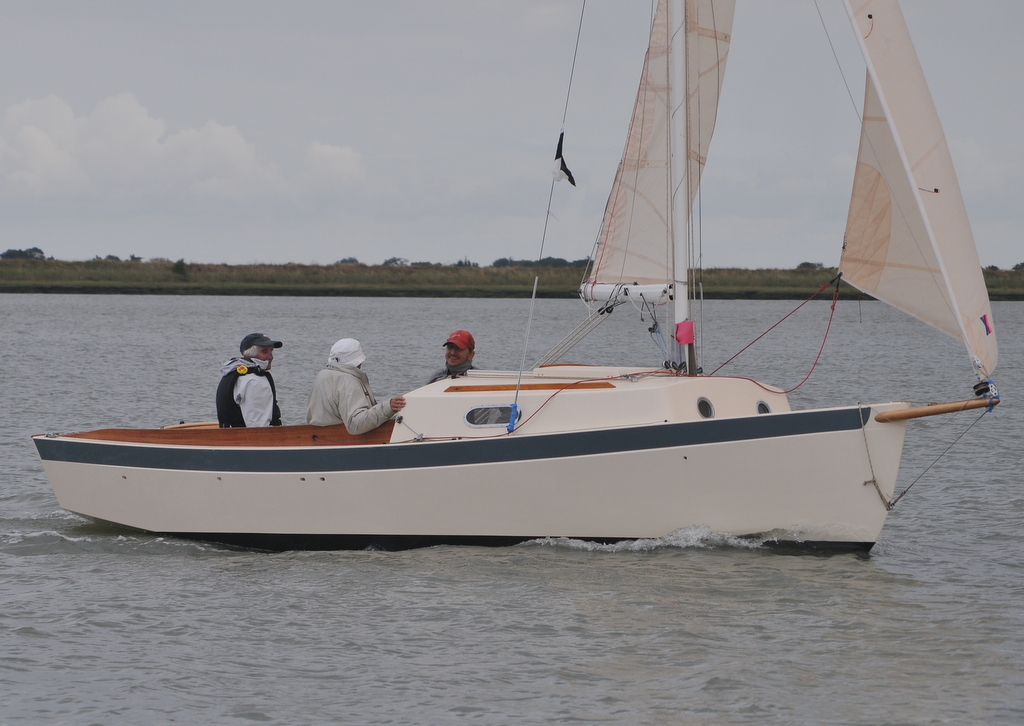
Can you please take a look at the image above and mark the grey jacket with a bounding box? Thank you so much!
[427,362,475,384]
[305,364,393,434]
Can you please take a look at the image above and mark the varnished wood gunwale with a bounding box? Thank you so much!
[443,382,615,393]
[61,420,396,447]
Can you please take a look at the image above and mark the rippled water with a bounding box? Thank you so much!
[3,294,1022,724]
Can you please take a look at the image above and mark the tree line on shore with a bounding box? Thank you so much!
[5,246,1024,272]
[0,247,591,270]
[3,247,1023,299]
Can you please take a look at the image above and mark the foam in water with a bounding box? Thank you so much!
[522,526,763,552]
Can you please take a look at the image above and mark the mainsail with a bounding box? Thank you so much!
[840,0,998,378]
[581,0,735,305]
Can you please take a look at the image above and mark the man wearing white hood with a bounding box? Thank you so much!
[306,338,406,433]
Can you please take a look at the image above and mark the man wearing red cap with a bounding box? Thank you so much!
[427,330,476,384]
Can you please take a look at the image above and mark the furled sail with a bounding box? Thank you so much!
[840,0,997,377]
[582,0,735,304]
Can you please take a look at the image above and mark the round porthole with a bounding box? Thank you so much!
[697,397,714,419]
[757,401,771,414]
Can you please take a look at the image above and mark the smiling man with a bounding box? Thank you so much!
[216,332,284,427]
[427,330,476,384]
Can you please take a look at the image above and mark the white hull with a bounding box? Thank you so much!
[34,368,910,551]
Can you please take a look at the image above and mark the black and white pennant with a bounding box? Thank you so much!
[552,131,576,186]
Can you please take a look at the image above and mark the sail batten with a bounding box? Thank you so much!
[840,0,997,377]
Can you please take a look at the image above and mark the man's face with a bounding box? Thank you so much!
[254,345,275,364]
[445,343,474,367]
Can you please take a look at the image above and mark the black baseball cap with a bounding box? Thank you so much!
[240,333,283,353]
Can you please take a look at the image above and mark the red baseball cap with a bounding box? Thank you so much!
[443,330,475,350]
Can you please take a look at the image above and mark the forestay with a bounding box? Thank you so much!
[840,0,998,378]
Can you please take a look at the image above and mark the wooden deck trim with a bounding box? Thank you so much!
[62,420,396,447]
[444,382,615,393]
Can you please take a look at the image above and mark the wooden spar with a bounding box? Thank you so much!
[874,397,1000,423]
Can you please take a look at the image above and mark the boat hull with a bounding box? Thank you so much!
[34,403,908,551]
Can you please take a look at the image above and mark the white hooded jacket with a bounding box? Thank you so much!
[220,356,276,427]
[305,363,393,434]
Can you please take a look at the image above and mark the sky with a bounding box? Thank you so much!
[1,0,1021,269]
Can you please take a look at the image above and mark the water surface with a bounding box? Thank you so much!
[2,294,1022,724]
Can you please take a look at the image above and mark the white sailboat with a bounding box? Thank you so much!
[33,0,998,551]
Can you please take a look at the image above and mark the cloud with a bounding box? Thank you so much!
[0,95,90,197]
[297,140,365,197]
[0,93,362,208]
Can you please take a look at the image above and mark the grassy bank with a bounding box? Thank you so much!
[2,258,1023,299]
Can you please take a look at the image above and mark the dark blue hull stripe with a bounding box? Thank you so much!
[35,407,871,473]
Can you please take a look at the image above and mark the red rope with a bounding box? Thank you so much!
[709,276,842,393]
[779,282,841,393]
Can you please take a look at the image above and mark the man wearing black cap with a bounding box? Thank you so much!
[216,333,284,427]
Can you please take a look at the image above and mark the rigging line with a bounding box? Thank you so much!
[779,281,841,394]
[512,0,587,425]
[531,305,612,368]
[812,0,861,122]
[697,279,704,371]
[640,295,670,360]
[514,369,667,433]
[888,409,990,510]
[513,274,542,414]
[856,403,888,506]
[560,0,587,125]
[513,185,554,412]
[695,0,722,373]
[708,273,841,377]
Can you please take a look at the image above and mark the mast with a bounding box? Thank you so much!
[670,0,732,373]
[575,0,733,371]
[668,0,694,372]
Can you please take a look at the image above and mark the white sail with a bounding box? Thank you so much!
[840,0,997,378]
[582,0,735,304]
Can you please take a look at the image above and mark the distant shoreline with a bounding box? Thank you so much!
[2,260,1022,300]
[0,283,892,299]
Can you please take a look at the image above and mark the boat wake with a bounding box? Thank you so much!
[521,526,763,552]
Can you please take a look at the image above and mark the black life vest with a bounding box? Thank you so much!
[216,364,282,427]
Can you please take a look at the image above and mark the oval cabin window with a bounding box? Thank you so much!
[697,398,715,419]
[465,405,522,428]
[757,401,771,414]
